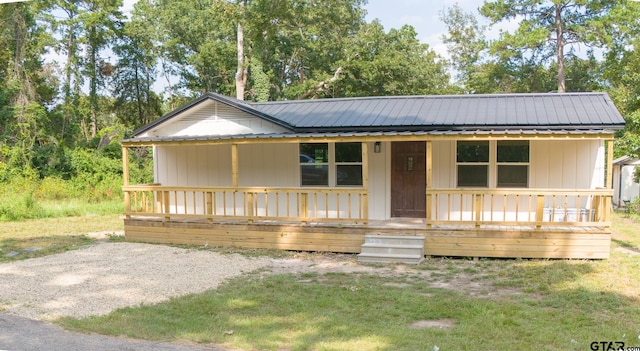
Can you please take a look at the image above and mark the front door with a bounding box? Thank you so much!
[391,141,426,218]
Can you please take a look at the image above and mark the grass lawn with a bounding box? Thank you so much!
[0,213,123,262]
[55,212,640,351]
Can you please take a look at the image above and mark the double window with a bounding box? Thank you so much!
[457,140,529,188]
[300,143,363,186]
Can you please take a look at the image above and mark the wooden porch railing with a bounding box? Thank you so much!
[123,184,368,224]
[123,185,612,228]
[426,188,612,228]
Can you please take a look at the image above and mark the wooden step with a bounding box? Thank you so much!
[357,234,425,265]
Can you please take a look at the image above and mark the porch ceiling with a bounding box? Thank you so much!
[121,129,616,147]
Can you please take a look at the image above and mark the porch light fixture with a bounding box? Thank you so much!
[374,142,381,153]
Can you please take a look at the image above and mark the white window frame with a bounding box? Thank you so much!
[456,140,530,188]
[299,142,363,187]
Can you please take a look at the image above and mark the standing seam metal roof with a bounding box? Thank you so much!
[250,93,624,131]
[133,92,625,137]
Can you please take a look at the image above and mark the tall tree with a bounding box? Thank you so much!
[440,4,488,93]
[111,21,162,128]
[480,0,617,93]
[78,0,123,138]
[0,1,54,175]
[332,21,453,97]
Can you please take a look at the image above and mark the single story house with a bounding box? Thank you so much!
[121,92,624,259]
[612,156,640,208]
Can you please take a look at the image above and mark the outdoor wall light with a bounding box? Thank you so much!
[374,142,381,153]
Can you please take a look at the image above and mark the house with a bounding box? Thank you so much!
[121,92,625,259]
[612,156,640,208]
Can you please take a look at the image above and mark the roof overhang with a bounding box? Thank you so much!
[122,129,617,147]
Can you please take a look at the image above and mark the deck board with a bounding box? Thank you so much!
[124,217,610,259]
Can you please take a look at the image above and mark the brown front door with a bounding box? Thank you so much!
[391,141,426,218]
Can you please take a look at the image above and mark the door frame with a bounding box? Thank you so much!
[390,141,427,218]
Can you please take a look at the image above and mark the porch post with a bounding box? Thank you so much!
[122,146,131,217]
[605,139,614,222]
[231,143,238,187]
[426,140,433,228]
[606,139,614,189]
[362,141,369,225]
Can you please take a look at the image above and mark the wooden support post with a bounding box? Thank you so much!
[206,192,213,223]
[231,143,238,188]
[247,192,254,223]
[426,141,433,228]
[606,140,614,190]
[300,192,308,225]
[604,140,614,223]
[535,194,545,230]
[122,146,131,218]
[163,191,170,221]
[474,194,482,228]
[361,142,369,225]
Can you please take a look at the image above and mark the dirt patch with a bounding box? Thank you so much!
[409,319,456,329]
[267,253,522,299]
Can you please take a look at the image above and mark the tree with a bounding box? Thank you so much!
[110,3,162,128]
[440,4,488,93]
[0,1,53,176]
[78,0,123,138]
[332,21,453,97]
[480,0,617,93]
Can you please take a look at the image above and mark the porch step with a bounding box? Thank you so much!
[357,235,425,265]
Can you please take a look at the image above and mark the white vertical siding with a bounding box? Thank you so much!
[155,144,232,186]
[147,100,288,137]
[432,140,455,188]
[530,140,603,189]
[237,143,298,186]
[368,141,389,220]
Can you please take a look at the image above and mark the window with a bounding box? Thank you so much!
[457,141,489,187]
[300,143,328,186]
[300,142,363,186]
[456,140,530,188]
[497,140,529,188]
[335,143,362,186]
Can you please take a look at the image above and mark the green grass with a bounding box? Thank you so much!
[56,213,640,351]
[0,194,123,221]
[0,199,123,261]
[0,214,123,240]
[0,235,96,262]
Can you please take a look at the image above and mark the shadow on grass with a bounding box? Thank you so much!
[612,239,640,253]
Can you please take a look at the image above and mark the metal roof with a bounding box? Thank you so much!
[252,93,625,131]
[132,92,625,137]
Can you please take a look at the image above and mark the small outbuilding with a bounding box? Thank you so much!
[612,156,640,208]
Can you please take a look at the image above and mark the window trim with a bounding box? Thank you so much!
[456,140,530,189]
[299,142,364,187]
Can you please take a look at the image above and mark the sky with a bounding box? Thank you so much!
[119,0,508,60]
[364,0,517,59]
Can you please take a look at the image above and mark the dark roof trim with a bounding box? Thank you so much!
[132,92,295,136]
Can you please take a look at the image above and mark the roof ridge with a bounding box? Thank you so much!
[250,92,608,105]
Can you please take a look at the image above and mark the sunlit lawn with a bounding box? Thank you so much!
[56,212,640,351]
[0,211,123,262]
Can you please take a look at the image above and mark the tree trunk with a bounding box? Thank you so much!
[235,0,247,100]
[555,4,566,93]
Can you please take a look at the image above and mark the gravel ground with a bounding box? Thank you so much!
[0,242,271,321]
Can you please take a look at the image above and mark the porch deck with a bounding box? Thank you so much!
[124,216,611,259]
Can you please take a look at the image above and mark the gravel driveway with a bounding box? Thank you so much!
[0,242,271,321]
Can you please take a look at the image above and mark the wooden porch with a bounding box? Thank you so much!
[122,185,612,259]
